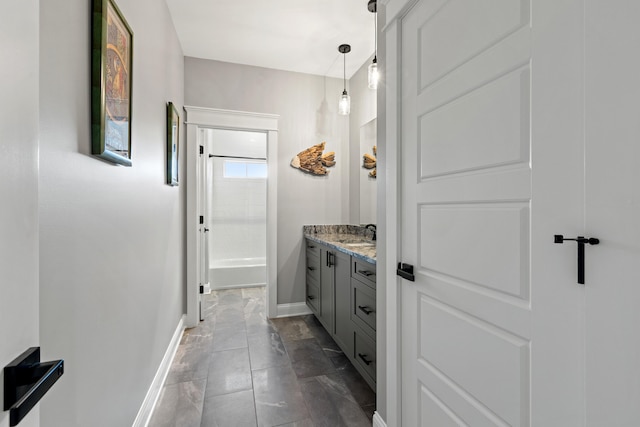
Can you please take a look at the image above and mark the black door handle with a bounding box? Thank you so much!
[554,234,600,285]
[554,235,599,245]
[397,262,415,281]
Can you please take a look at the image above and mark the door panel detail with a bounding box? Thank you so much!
[420,203,530,299]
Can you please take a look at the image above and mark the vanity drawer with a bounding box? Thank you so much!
[352,259,376,289]
[306,253,320,282]
[306,281,320,314]
[354,329,376,383]
[305,239,320,257]
[352,279,376,338]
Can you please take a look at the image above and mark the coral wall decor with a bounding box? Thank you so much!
[291,142,336,175]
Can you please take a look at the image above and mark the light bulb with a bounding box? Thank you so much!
[338,90,350,115]
[368,60,379,90]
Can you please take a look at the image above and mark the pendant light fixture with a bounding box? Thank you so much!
[367,0,379,90]
[338,44,351,116]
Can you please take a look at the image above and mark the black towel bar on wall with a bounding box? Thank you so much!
[3,347,64,427]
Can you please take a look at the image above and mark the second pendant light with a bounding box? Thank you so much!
[338,44,351,116]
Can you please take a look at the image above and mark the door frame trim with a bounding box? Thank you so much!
[379,0,420,425]
[184,106,279,327]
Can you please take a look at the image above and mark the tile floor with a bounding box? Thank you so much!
[149,287,376,427]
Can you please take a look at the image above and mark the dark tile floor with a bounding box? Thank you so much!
[149,287,376,427]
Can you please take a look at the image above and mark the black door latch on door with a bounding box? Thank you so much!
[554,234,600,285]
[397,262,415,281]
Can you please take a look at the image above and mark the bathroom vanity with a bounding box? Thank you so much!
[303,225,377,390]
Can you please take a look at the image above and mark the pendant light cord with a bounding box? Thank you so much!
[343,51,346,91]
[374,9,377,61]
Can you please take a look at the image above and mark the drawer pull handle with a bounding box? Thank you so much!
[307,267,315,271]
[358,270,374,277]
[308,295,315,300]
[358,353,372,365]
[308,245,316,249]
[358,305,373,315]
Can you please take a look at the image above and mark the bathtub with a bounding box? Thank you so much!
[209,257,266,289]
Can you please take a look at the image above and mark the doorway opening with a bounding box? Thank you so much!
[185,107,279,327]
[205,128,267,291]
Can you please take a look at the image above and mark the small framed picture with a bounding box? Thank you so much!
[166,102,179,186]
[91,0,133,166]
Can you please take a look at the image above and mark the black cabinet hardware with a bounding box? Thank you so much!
[4,347,64,427]
[358,305,373,315]
[204,228,209,233]
[397,262,415,281]
[308,245,316,249]
[554,234,600,285]
[358,353,372,365]
[357,269,374,277]
[307,267,315,271]
[326,252,334,267]
[308,295,315,300]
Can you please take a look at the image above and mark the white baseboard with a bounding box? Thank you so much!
[372,411,387,427]
[132,315,185,427]
[276,302,312,318]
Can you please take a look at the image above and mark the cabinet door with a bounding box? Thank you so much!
[333,251,352,354]
[305,239,321,316]
[318,247,334,332]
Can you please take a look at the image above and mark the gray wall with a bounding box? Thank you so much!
[0,2,39,427]
[348,54,378,225]
[38,0,185,425]
[185,58,350,305]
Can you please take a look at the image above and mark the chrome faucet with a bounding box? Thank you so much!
[365,224,377,241]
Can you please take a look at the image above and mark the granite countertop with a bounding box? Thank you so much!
[303,225,376,265]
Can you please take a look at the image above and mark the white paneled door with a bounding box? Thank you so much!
[399,0,595,425]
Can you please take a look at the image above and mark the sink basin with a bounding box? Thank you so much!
[344,242,376,248]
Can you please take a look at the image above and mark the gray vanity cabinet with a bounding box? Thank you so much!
[350,258,377,388]
[322,246,350,334]
[318,247,334,332]
[305,238,377,390]
[306,239,349,335]
[333,253,353,357]
[305,241,320,315]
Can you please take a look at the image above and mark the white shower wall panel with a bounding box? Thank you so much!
[208,156,267,264]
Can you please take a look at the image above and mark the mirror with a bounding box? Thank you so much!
[360,118,377,224]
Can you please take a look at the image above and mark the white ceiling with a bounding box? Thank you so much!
[165,0,376,79]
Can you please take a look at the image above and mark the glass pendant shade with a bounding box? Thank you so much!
[338,90,351,115]
[368,59,379,90]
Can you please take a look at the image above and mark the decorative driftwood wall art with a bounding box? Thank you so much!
[291,142,336,175]
[363,145,377,178]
